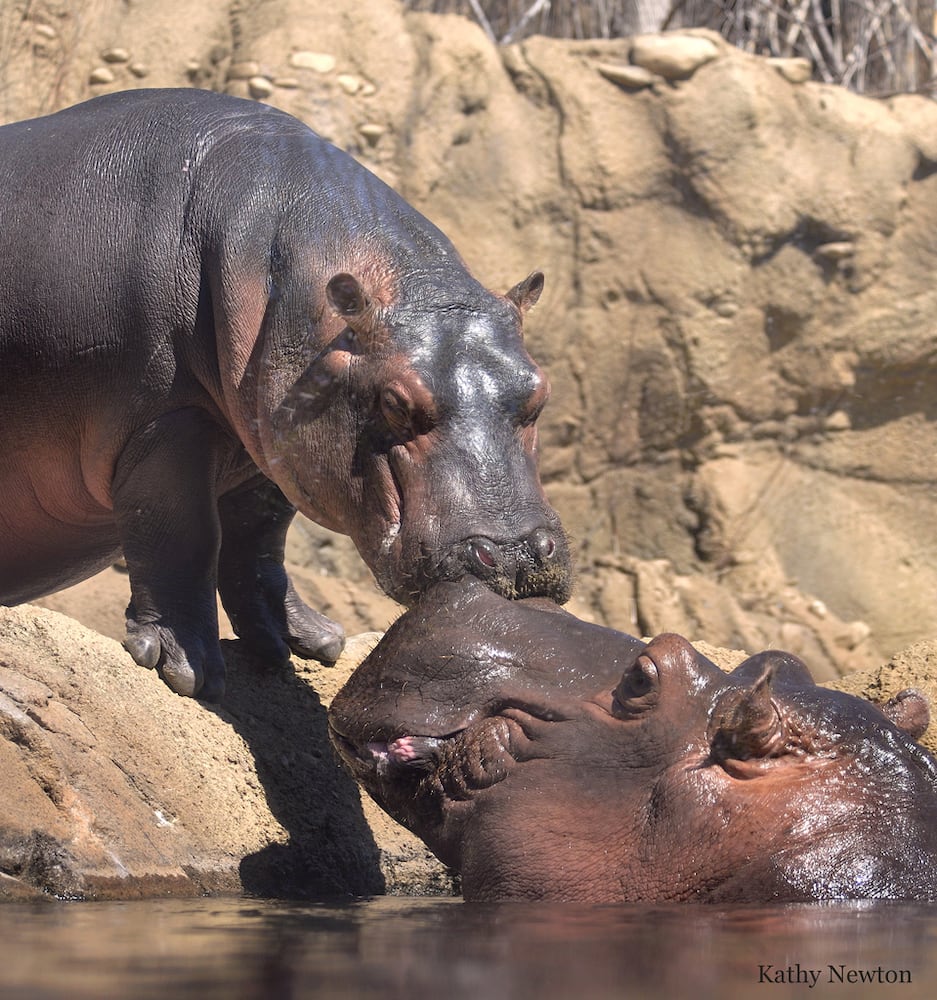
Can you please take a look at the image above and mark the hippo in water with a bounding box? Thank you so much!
[329,580,937,902]
[0,89,570,701]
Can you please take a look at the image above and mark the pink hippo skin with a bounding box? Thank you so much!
[329,579,937,902]
[0,90,570,701]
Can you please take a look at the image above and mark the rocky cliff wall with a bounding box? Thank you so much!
[9,0,936,670]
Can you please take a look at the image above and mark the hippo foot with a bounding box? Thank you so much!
[123,621,226,702]
[224,578,346,667]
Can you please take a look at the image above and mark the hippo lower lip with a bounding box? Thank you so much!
[329,729,454,777]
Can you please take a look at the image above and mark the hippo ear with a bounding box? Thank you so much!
[506,271,544,316]
[326,273,381,349]
[881,689,931,741]
[709,665,786,765]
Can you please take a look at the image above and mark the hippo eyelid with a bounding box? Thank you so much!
[630,656,658,695]
[518,370,551,427]
[611,656,660,716]
[379,380,437,438]
[380,387,410,426]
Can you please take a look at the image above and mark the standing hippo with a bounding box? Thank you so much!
[0,89,570,701]
[329,580,937,902]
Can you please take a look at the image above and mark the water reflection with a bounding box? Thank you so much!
[1,896,936,999]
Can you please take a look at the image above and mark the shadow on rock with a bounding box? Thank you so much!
[209,640,385,898]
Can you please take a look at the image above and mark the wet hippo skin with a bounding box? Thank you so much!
[329,579,937,902]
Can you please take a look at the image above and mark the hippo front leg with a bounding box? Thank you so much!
[113,409,229,701]
[217,477,345,666]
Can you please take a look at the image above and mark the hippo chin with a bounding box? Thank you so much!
[329,580,937,903]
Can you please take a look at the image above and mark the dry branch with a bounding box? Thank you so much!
[403,0,936,95]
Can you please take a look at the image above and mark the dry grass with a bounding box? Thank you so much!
[405,0,936,94]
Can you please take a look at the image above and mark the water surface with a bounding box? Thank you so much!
[1,895,936,999]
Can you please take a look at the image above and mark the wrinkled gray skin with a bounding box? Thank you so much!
[329,580,937,903]
[0,90,570,701]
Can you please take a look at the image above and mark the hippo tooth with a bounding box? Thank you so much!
[367,741,391,777]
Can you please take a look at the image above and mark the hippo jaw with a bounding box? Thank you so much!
[329,701,577,870]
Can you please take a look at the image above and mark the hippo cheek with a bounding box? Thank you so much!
[265,398,366,537]
[456,747,664,903]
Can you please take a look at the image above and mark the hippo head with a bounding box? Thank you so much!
[266,270,571,607]
[329,580,937,903]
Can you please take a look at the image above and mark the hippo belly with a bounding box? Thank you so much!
[0,450,121,604]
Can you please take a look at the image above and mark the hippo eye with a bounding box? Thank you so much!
[612,655,660,716]
[518,372,551,427]
[380,387,414,439]
[627,657,658,696]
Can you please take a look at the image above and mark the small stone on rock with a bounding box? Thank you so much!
[228,60,260,80]
[815,241,855,261]
[824,410,851,432]
[337,73,361,95]
[358,123,385,144]
[290,51,336,74]
[630,34,719,81]
[836,621,872,651]
[597,62,656,89]
[102,48,130,64]
[248,76,275,99]
[89,66,115,85]
[769,57,813,84]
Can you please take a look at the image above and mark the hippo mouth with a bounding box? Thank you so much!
[437,533,573,603]
[379,529,573,607]
[366,471,573,603]
[330,702,572,800]
[363,716,524,800]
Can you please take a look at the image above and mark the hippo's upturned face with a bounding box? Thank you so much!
[268,271,571,607]
[329,580,937,903]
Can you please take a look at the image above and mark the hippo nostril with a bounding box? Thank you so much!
[528,528,557,561]
[469,537,500,572]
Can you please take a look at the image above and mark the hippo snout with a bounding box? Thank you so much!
[459,527,571,602]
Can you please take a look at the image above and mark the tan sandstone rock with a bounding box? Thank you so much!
[0,600,449,902]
